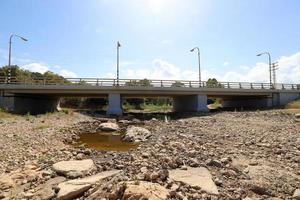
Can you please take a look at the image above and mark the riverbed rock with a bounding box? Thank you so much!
[293,189,300,200]
[52,159,96,178]
[123,181,169,200]
[0,175,15,190]
[98,122,119,131]
[33,176,66,200]
[123,126,152,142]
[56,170,121,200]
[168,167,219,195]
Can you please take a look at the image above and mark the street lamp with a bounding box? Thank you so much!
[116,41,121,86]
[190,47,201,86]
[8,34,28,83]
[256,52,272,88]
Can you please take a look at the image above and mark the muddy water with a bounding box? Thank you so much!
[75,132,138,151]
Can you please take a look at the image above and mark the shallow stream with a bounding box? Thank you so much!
[75,131,138,151]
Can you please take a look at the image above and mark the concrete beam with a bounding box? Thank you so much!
[173,95,209,112]
[106,93,123,116]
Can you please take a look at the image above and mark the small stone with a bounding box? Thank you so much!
[293,189,300,200]
[123,181,169,200]
[98,122,119,131]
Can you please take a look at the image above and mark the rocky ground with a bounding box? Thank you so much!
[0,110,299,200]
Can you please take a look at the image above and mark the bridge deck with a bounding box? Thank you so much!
[0,77,299,97]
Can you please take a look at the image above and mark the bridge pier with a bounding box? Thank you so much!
[106,93,123,116]
[173,95,209,112]
[0,93,60,114]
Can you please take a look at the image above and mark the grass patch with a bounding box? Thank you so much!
[0,108,16,119]
[208,99,222,110]
[286,100,300,109]
[61,108,74,115]
[35,124,50,130]
[141,103,172,112]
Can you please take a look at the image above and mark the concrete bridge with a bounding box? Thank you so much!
[0,77,299,115]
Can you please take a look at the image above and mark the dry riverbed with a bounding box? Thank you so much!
[0,110,299,200]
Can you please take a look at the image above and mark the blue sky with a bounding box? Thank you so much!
[0,0,300,83]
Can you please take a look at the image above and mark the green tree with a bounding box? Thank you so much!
[125,79,152,87]
[171,81,185,87]
[206,78,222,88]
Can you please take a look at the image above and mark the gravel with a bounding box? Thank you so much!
[0,110,299,199]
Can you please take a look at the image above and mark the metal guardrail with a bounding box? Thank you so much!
[0,76,299,90]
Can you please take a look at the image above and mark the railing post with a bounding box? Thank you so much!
[189,81,192,87]
[292,84,294,90]
[239,83,242,89]
[96,78,99,86]
[227,82,230,89]
[161,80,163,87]
[250,83,253,89]
[261,83,264,89]
[113,79,115,86]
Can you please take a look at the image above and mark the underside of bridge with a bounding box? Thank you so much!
[0,90,299,115]
[0,92,60,114]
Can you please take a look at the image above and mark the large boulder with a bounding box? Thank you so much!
[52,159,96,178]
[123,181,169,200]
[123,126,152,142]
[98,122,119,131]
[169,167,219,195]
[56,170,121,200]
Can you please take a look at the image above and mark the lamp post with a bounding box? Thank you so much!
[256,52,272,89]
[116,41,121,86]
[8,34,28,83]
[190,47,201,86]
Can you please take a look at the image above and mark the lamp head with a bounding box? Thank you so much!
[257,53,263,57]
[190,48,195,52]
[20,37,28,41]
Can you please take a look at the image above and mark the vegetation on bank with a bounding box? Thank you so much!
[286,99,300,109]
[0,65,65,82]
[0,108,15,119]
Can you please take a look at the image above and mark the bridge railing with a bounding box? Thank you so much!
[0,76,299,90]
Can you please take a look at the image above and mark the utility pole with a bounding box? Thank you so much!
[272,62,279,88]
[116,41,121,86]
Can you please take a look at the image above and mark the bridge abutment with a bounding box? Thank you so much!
[221,92,300,109]
[106,93,123,116]
[0,92,60,114]
[173,95,209,112]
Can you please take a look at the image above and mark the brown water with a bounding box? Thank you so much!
[75,132,138,151]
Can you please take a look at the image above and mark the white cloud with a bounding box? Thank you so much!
[21,62,77,78]
[22,63,49,74]
[220,52,300,83]
[161,40,173,45]
[117,52,300,84]
[223,61,229,66]
[59,69,77,78]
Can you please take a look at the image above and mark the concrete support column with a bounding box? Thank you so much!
[173,95,209,112]
[107,93,123,116]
